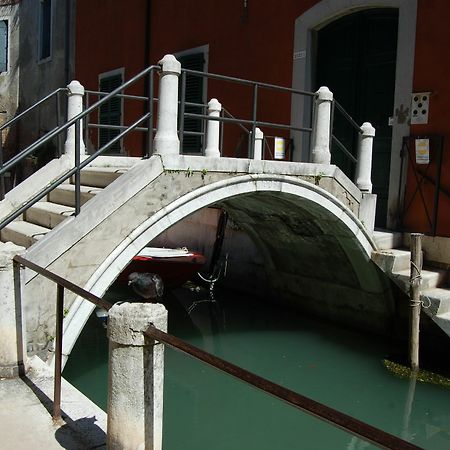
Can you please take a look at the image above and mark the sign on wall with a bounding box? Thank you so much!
[415,138,430,164]
[274,137,285,160]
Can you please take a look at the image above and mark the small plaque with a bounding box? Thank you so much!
[274,137,285,160]
[415,138,430,164]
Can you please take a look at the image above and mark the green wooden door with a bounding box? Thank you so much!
[316,9,398,227]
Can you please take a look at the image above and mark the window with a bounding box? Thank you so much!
[0,20,7,72]
[39,0,51,60]
[178,51,206,154]
[99,71,123,154]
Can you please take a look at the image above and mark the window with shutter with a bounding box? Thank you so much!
[0,20,7,73]
[178,52,205,154]
[99,72,123,154]
[39,0,51,60]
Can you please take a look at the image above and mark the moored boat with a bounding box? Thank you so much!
[118,247,206,288]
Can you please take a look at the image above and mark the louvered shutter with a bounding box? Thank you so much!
[179,52,205,154]
[99,74,123,154]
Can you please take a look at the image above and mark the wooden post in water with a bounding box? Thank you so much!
[409,233,423,372]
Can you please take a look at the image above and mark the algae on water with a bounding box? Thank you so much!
[383,359,450,388]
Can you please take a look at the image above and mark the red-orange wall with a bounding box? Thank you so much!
[149,0,317,157]
[404,0,450,236]
[75,0,450,235]
[75,0,149,155]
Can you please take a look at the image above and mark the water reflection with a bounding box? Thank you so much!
[63,283,450,450]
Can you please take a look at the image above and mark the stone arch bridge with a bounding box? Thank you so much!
[16,153,390,363]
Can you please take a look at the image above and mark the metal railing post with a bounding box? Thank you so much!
[311,86,333,164]
[0,133,4,199]
[74,119,81,215]
[250,84,259,158]
[153,55,181,156]
[204,98,222,157]
[253,127,264,160]
[64,80,86,158]
[53,283,64,422]
[355,122,375,193]
[146,69,155,157]
[56,89,63,157]
[179,70,186,154]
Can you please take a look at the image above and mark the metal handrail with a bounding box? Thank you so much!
[12,252,422,449]
[13,254,112,421]
[0,87,67,132]
[0,112,151,230]
[334,100,363,134]
[0,65,159,229]
[145,326,422,450]
[0,65,160,179]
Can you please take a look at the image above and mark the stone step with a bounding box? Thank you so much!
[372,248,414,273]
[421,287,450,316]
[0,220,50,248]
[24,201,75,229]
[373,230,403,250]
[432,312,450,337]
[47,184,103,207]
[71,167,127,188]
[392,267,448,292]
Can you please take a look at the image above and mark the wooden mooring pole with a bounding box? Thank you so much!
[409,233,423,372]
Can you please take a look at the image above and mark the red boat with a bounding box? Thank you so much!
[118,247,206,288]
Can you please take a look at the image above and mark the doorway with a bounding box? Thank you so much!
[315,9,398,227]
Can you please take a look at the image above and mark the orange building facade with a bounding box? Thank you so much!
[75,0,450,237]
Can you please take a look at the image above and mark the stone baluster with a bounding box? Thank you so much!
[311,86,333,165]
[153,54,181,156]
[205,98,222,157]
[107,302,167,450]
[64,80,86,157]
[355,122,375,193]
[253,127,264,160]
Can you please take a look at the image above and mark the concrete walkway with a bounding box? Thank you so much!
[0,357,106,450]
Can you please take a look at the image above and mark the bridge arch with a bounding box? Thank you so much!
[61,171,379,362]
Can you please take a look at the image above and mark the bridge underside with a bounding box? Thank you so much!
[215,192,394,333]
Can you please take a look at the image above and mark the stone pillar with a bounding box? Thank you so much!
[0,242,26,378]
[355,122,375,193]
[153,54,181,156]
[107,302,168,450]
[311,86,333,164]
[204,98,222,157]
[64,80,86,157]
[253,127,264,160]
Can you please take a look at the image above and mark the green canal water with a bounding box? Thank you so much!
[63,284,450,449]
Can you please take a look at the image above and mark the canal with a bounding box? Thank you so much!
[63,283,450,449]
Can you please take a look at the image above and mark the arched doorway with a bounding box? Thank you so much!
[291,0,417,229]
[315,8,398,227]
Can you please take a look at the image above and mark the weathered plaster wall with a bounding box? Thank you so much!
[0,3,19,164]
[18,0,75,152]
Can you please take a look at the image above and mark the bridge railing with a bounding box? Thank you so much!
[0,54,374,232]
[9,254,421,449]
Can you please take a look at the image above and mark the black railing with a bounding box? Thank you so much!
[13,254,421,448]
[0,65,160,230]
[0,87,68,197]
[0,59,363,232]
[146,325,421,449]
[13,254,112,421]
